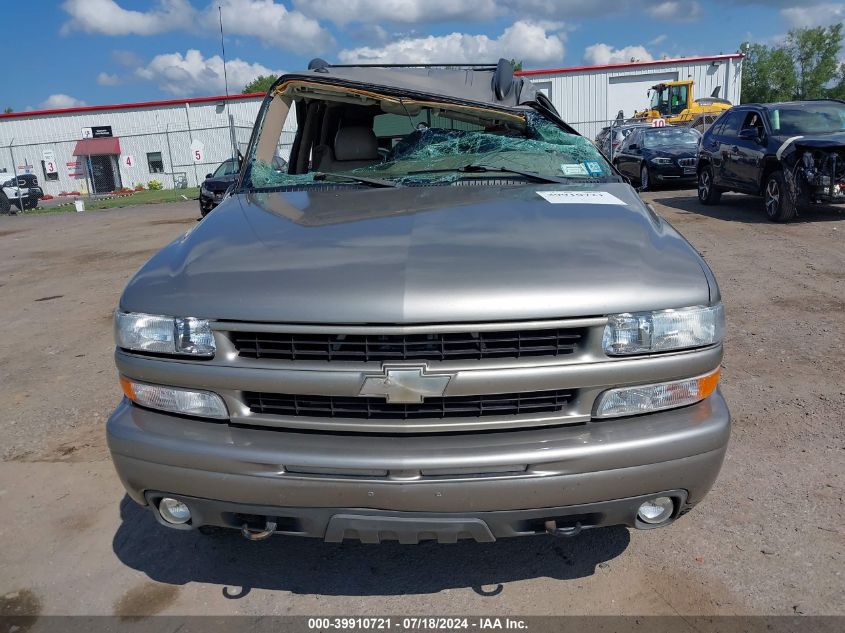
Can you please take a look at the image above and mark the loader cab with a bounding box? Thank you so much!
[649,82,691,117]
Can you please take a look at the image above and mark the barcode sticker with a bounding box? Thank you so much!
[537,190,627,205]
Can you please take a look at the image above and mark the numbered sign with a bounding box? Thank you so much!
[651,118,666,128]
[123,155,135,168]
[190,139,204,163]
[43,150,58,174]
[81,127,93,139]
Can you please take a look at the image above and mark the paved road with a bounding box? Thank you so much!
[0,194,842,618]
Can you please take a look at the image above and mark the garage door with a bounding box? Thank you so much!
[608,72,678,120]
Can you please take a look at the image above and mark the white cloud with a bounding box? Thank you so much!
[338,20,566,65]
[646,1,702,21]
[136,49,282,95]
[206,0,333,52]
[781,3,845,27]
[40,94,88,109]
[297,0,631,24]
[295,0,500,26]
[62,0,332,52]
[97,72,121,86]
[649,34,668,45]
[60,0,195,36]
[583,43,654,65]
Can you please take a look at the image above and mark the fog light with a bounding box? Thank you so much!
[159,497,191,524]
[637,497,674,525]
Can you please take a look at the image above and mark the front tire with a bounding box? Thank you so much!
[698,166,721,205]
[640,164,651,191]
[0,191,10,215]
[764,171,796,222]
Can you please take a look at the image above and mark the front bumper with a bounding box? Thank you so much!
[107,390,730,541]
[652,164,697,182]
[199,189,225,210]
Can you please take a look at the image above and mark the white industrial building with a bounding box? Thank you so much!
[0,93,269,195]
[0,53,742,197]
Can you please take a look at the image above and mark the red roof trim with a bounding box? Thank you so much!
[0,92,266,120]
[515,53,744,77]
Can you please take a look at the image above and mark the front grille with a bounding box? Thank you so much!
[678,158,697,167]
[244,389,574,420]
[231,328,584,362]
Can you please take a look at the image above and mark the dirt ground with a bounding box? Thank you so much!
[0,192,842,618]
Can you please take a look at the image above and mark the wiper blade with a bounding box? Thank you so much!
[313,172,399,188]
[407,164,568,184]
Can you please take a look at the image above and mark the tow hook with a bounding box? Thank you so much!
[241,519,277,541]
[545,520,582,538]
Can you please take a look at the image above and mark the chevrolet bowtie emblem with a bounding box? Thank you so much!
[358,365,453,403]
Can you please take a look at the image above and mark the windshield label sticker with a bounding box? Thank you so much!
[583,161,604,176]
[537,191,627,205]
[561,163,588,176]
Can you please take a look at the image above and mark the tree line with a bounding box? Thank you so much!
[742,24,845,103]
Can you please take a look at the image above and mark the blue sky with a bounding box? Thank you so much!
[6,0,844,112]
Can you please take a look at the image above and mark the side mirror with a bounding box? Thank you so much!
[205,173,212,179]
[628,143,639,151]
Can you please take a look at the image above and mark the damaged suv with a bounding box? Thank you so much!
[108,60,729,544]
[698,100,845,221]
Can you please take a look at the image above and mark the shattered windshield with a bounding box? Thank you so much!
[245,89,614,189]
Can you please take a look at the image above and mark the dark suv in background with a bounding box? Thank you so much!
[697,100,845,221]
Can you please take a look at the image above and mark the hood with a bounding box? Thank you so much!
[121,182,713,323]
[774,131,845,147]
[202,174,237,192]
[647,146,698,159]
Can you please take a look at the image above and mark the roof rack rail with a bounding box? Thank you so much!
[306,59,499,70]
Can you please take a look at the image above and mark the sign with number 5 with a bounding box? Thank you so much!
[190,139,204,163]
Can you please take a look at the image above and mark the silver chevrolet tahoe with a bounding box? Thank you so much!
[107,60,729,544]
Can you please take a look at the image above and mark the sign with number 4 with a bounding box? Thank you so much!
[123,155,135,168]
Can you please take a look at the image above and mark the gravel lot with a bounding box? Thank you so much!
[0,191,842,618]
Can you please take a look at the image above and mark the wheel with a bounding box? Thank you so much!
[640,164,651,191]
[697,166,721,205]
[0,191,10,215]
[763,171,796,222]
[23,198,37,210]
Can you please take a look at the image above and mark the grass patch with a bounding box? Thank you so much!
[27,188,200,214]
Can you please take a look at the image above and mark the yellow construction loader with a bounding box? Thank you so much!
[632,80,732,131]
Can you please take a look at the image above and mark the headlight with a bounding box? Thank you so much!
[603,304,724,356]
[594,368,720,418]
[120,376,228,418]
[114,311,215,357]
[650,157,672,165]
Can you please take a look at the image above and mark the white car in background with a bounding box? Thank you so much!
[1,175,30,214]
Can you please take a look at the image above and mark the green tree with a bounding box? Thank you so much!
[242,74,278,94]
[827,62,845,100]
[3,107,12,113]
[510,59,524,72]
[741,42,797,103]
[786,24,842,99]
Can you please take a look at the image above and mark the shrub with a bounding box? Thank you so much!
[134,182,145,191]
[147,179,163,190]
